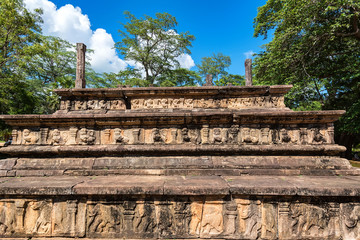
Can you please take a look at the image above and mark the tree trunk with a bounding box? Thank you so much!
[336,133,355,160]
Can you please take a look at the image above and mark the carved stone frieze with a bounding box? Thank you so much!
[131,96,286,110]
[22,129,39,145]
[0,197,356,239]
[11,124,337,147]
[79,128,96,145]
[59,99,126,112]
[341,203,360,240]
[236,199,261,239]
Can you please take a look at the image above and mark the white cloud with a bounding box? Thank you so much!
[23,0,195,74]
[244,50,255,59]
[24,0,125,73]
[88,29,127,73]
[177,54,195,69]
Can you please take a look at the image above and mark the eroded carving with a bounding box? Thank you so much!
[79,128,95,145]
[201,200,224,237]
[22,129,38,145]
[152,128,166,144]
[228,125,239,144]
[88,203,122,233]
[289,203,329,238]
[29,200,51,234]
[312,128,326,144]
[237,199,260,239]
[114,128,128,144]
[133,201,156,234]
[342,203,360,239]
[261,203,277,239]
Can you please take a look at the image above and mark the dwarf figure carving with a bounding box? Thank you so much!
[228,125,239,144]
[152,128,165,143]
[75,100,87,110]
[300,128,308,144]
[87,100,96,110]
[243,128,258,144]
[98,100,110,110]
[51,129,61,145]
[213,128,223,144]
[79,128,96,145]
[110,100,125,110]
[114,128,128,144]
[182,128,191,143]
[313,128,326,144]
[23,129,32,144]
[281,129,292,143]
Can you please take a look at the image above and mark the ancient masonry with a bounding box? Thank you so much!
[0,53,360,240]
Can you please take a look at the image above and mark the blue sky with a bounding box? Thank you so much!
[25,0,269,76]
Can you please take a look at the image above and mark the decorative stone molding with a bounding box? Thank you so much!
[59,99,126,112]
[9,124,336,147]
[0,196,356,239]
[130,96,286,110]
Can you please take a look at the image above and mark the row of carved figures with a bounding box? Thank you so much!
[131,96,285,109]
[58,96,285,111]
[0,198,358,239]
[60,99,125,111]
[11,125,334,146]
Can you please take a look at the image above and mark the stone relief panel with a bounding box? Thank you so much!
[0,197,356,239]
[341,203,360,240]
[278,201,341,239]
[87,202,123,235]
[53,200,86,237]
[131,96,286,110]
[261,202,277,239]
[24,200,52,236]
[236,199,261,239]
[22,129,39,145]
[200,200,224,238]
[59,99,126,112]
[12,124,336,146]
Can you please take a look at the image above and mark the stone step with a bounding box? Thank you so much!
[0,144,346,157]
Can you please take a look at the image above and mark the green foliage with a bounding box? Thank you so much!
[253,0,360,158]
[157,68,201,87]
[0,0,42,115]
[215,74,245,86]
[253,0,360,140]
[87,67,146,88]
[197,53,231,83]
[115,11,195,84]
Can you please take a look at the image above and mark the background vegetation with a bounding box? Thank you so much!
[0,0,359,159]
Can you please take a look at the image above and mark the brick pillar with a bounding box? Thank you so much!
[245,59,252,86]
[76,43,86,88]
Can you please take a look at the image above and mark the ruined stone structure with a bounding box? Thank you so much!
[0,84,360,239]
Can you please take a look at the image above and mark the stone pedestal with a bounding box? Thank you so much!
[0,85,359,239]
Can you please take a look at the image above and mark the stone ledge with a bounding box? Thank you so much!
[54,85,293,97]
[0,175,358,197]
[0,144,347,157]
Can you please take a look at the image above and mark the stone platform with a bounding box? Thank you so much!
[0,85,359,239]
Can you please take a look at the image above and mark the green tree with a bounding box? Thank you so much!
[23,36,79,114]
[253,0,360,158]
[157,68,201,87]
[87,67,145,88]
[215,74,245,86]
[197,53,231,84]
[115,11,195,84]
[0,0,43,115]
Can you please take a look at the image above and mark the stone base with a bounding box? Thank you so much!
[0,175,358,239]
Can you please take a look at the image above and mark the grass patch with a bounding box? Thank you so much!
[349,160,360,168]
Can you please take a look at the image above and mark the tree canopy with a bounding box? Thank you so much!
[115,11,195,85]
[253,0,360,157]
